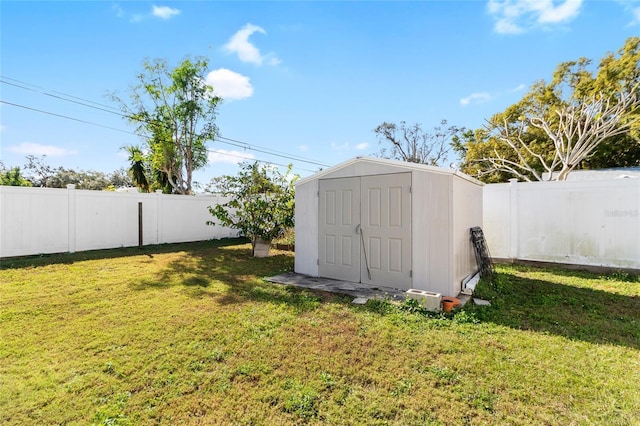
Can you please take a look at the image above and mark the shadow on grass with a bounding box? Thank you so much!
[130,241,330,313]
[0,238,249,270]
[469,268,640,350]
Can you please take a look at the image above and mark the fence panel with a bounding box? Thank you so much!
[484,178,640,270]
[0,187,69,257]
[0,186,238,258]
[160,194,238,243]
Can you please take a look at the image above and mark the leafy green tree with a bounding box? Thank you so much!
[18,155,131,190]
[109,168,134,189]
[207,162,297,256]
[457,37,640,182]
[44,168,111,190]
[113,57,222,194]
[0,163,32,186]
[374,120,464,166]
[22,155,54,187]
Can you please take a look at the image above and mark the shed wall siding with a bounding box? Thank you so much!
[417,171,453,296]
[294,179,319,276]
[452,177,483,294]
[410,171,430,291]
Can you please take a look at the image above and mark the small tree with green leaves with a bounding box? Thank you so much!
[0,163,32,187]
[113,57,221,194]
[207,162,297,256]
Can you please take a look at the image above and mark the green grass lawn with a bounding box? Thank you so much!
[1,239,639,425]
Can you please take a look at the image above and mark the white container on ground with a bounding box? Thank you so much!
[405,289,442,312]
[253,238,271,258]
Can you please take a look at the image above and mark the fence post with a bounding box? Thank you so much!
[67,184,76,253]
[138,202,143,248]
[156,190,163,244]
[509,178,518,261]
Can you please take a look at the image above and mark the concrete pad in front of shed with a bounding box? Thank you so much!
[267,272,406,301]
[473,298,491,306]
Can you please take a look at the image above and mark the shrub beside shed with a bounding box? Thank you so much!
[294,157,483,297]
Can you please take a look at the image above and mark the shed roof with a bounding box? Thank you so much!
[295,156,483,186]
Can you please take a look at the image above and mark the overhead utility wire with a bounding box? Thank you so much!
[207,149,317,173]
[215,136,329,167]
[1,98,325,168]
[0,76,122,113]
[0,100,135,135]
[1,75,332,168]
[0,99,321,174]
[1,79,125,117]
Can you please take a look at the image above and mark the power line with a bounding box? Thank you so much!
[2,97,330,169]
[206,149,318,173]
[1,76,122,113]
[215,136,330,167]
[1,79,125,117]
[0,99,320,174]
[1,75,332,168]
[0,100,136,135]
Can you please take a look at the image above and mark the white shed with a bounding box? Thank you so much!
[294,157,483,297]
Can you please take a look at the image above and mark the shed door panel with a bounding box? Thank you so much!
[361,173,412,289]
[319,177,361,282]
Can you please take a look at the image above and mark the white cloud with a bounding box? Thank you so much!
[298,145,309,152]
[208,149,255,164]
[538,0,582,23]
[224,23,280,66]
[460,92,492,106]
[511,83,527,92]
[205,68,253,100]
[152,5,180,20]
[629,6,640,26]
[495,19,524,34]
[331,142,350,151]
[9,143,77,157]
[330,142,370,151]
[117,4,180,22]
[487,0,582,34]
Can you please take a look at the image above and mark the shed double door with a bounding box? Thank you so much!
[318,173,411,289]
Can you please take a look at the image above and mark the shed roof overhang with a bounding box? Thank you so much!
[295,156,484,187]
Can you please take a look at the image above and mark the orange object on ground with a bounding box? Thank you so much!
[441,296,460,312]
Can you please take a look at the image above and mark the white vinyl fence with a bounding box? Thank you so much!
[0,185,239,258]
[484,178,640,270]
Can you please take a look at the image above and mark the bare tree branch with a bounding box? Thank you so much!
[485,88,639,181]
[374,120,464,166]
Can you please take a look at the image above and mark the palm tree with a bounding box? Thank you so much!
[123,145,149,192]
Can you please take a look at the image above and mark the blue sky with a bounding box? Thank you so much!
[2,0,639,186]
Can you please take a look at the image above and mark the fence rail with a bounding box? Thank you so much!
[0,186,238,258]
[484,178,640,270]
